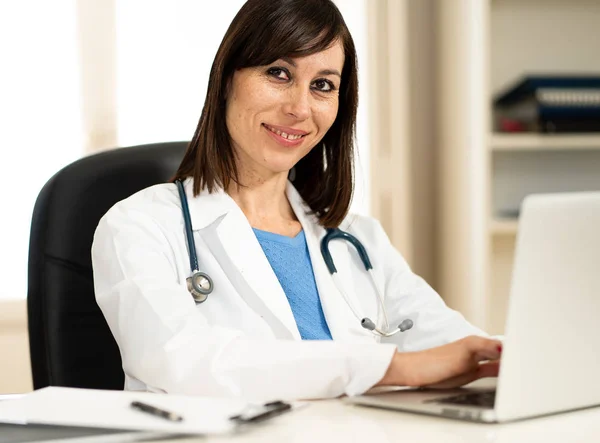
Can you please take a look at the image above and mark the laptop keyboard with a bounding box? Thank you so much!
[430,390,496,408]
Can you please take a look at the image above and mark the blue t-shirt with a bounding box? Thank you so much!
[253,228,332,340]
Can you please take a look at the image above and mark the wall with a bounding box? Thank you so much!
[0,300,32,393]
[0,0,84,394]
[366,0,437,285]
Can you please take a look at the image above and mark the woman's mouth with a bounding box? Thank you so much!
[262,123,308,147]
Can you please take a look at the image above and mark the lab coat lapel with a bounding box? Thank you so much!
[286,182,376,343]
[183,179,301,340]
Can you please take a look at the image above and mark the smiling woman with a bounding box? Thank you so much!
[225,43,344,207]
[91,0,501,402]
[173,0,358,228]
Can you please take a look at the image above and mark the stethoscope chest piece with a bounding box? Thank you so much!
[187,271,213,303]
[176,179,215,303]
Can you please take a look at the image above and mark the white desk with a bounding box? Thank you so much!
[161,399,600,443]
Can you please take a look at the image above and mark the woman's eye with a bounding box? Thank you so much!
[267,67,289,81]
[312,79,335,92]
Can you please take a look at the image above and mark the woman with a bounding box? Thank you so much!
[91,0,501,401]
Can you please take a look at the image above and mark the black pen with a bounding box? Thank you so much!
[130,400,184,422]
[229,400,292,424]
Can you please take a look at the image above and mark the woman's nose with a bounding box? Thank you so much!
[282,86,311,121]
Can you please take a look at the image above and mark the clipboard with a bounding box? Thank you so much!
[0,387,303,435]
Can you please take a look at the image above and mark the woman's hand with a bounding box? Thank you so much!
[377,335,502,389]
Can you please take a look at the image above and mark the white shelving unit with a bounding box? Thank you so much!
[490,134,600,151]
[437,0,600,334]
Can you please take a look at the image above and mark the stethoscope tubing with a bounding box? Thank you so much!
[176,179,199,273]
[175,180,412,335]
[323,229,392,333]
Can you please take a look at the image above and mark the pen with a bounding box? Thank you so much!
[130,400,184,422]
[229,400,292,424]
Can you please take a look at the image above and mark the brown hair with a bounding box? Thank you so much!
[172,0,358,228]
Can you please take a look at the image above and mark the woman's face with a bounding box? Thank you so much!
[225,41,344,183]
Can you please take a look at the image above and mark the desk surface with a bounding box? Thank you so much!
[155,398,600,443]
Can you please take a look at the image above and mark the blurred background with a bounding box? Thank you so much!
[1,0,600,393]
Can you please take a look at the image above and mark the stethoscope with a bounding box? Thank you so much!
[175,179,414,337]
[176,179,214,303]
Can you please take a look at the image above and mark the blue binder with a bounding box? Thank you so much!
[493,75,600,133]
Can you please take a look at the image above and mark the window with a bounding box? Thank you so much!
[115,0,247,146]
[0,1,83,300]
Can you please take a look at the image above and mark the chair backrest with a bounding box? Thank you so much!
[27,142,188,390]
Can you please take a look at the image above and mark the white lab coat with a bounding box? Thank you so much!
[91,178,484,402]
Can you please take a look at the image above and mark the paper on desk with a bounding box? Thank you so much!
[0,386,249,435]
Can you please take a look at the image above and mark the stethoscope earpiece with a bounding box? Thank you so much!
[361,318,376,331]
[398,319,414,332]
[361,317,414,337]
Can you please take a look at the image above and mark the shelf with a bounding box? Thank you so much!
[490,134,600,151]
[490,218,518,235]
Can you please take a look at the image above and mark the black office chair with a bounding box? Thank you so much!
[27,141,188,390]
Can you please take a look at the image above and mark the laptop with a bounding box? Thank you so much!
[347,191,600,423]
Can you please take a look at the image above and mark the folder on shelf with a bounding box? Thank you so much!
[493,75,600,133]
[0,386,301,436]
